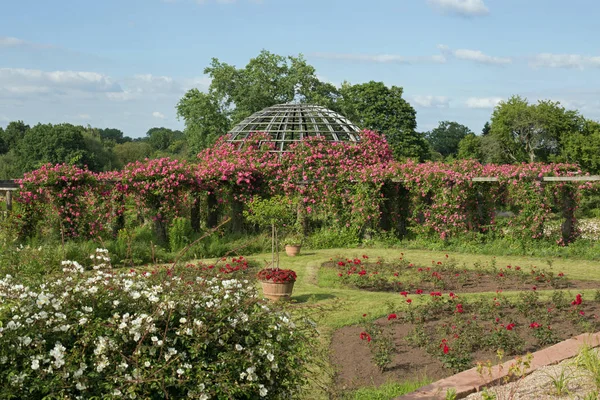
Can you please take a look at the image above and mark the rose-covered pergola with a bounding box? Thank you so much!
[6,103,600,246]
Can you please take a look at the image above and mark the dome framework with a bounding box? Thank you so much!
[227,103,361,154]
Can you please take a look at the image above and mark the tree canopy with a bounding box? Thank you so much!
[425,121,472,158]
[177,50,339,151]
[489,95,583,163]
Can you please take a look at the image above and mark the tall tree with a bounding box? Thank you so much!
[481,121,491,136]
[146,127,184,151]
[425,121,472,158]
[559,119,600,174]
[338,81,428,161]
[98,128,130,144]
[0,127,7,155]
[177,90,230,154]
[490,96,582,163]
[177,50,339,152]
[457,134,483,161]
[2,120,30,149]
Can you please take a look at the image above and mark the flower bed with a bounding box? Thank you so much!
[331,287,600,391]
[0,251,316,398]
[322,254,598,293]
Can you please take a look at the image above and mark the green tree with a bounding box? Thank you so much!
[177,90,230,154]
[146,127,184,151]
[16,123,91,172]
[457,134,483,161]
[338,81,428,161]
[2,120,30,149]
[82,131,121,171]
[425,121,472,158]
[0,151,21,179]
[482,121,491,136]
[0,127,7,155]
[113,141,153,166]
[98,128,130,144]
[177,50,339,152]
[559,119,600,174]
[490,96,582,163]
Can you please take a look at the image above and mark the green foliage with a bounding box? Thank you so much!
[0,128,6,155]
[306,227,361,249]
[112,141,153,166]
[168,217,193,252]
[1,120,29,149]
[340,378,432,400]
[82,130,121,171]
[544,366,572,396]
[177,89,230,153]
[576,345,600,391]
[490,95,583,163]
[244,195,296,228]
[338,81,428,161]
[425,121,472,158]
[146,127,184,151]
[97,127,129,144]
[15,123,92,172]
[559,119,600,174]
[0,151,22,179]
[457,133,483,161]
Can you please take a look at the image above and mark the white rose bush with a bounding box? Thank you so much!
[0,251,317,399]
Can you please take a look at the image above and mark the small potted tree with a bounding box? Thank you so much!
[244,195,297,301]
[283,226,304,257]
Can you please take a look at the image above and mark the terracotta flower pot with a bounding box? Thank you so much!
[260,280,295,301]
[285,244,302,257]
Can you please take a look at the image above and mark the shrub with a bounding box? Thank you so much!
[168,217,193,252]
[0,251,317,399]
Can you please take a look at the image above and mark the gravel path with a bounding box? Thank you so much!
[464,353,600,400]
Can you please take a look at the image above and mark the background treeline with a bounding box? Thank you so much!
[2,50,600,179]
[0,123,186,179]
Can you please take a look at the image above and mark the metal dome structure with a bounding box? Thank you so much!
[227,103,361,154]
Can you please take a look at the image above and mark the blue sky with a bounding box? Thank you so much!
[1,0,599,137]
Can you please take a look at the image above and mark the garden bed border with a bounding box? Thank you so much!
[395,331,600,399]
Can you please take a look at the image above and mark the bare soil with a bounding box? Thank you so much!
[330,295,600,392]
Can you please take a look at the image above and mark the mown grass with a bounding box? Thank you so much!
[245,247,600,330]
[338,377,433,400]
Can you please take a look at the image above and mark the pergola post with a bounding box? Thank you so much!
[206,191,218,229]
[5,191,12,212]
[112,192,125,237]
[560,184,577,244]
[190,193,201,233]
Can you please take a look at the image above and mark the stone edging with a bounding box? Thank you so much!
[395,331,600,400]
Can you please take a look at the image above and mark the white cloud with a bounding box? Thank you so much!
[152,111,166,119]
[106,74,210,102]
[438,45,511,65]
[0,36,27,47]
[530,53,600,69]
[412,95,450,108]
[310,52,446,64]
[427,0,489,17]
[453,49,511,65]
[0,36,56,50]
[0,68,122,96]
[465,97,503,109]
